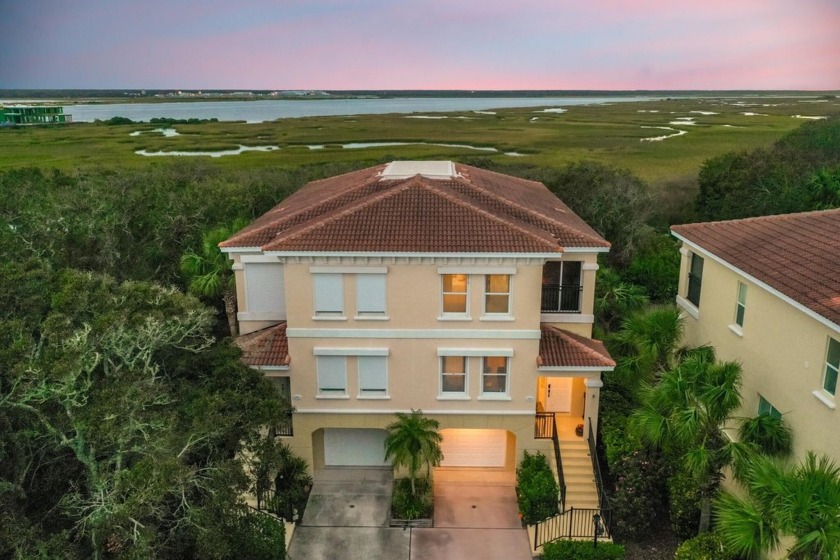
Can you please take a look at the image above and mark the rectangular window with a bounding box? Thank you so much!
[442,274,469,315]
[313,274,344,316]
[735,282,747,327]
[687,253,704,307]
[541,261,582,313]
[824,337,840,397]
[317,356,347,396]
[481,356,508,395]
[758,395,782,420]
[441,356,467,395]
[245,263,285,314]
[484,274,511,315]
[356,274,387,316]
[358,356,388,397]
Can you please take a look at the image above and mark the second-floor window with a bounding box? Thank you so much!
[313,273,344,317]
[358,356,388,397]
[481,356,509,395]
[317,356,347,396]
[484,274,511,316]
[442,274,469,316]
[734,282,747,328]
[541,261,582,313]
[356,274,387,318]
[440,356,467,396]
[687,253,704,307]
[824,337,839,397]
[758,395,782,420]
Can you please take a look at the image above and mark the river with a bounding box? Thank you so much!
[67,96,660,123]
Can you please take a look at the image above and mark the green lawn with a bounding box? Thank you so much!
[2,96,837,193]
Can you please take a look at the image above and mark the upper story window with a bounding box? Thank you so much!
[316,355,347,397]
[484,274,511,316]
[440,356,468,396]
[356,273,387,318]
[541,261,582,313]
[313,273,344,317]
[442,274,469,316]
[358,356,388,397]
[758,395,782,420]
[824,337,840,397]
[481,356,509,396]
[687,253,704,307]
[734,282,747,328]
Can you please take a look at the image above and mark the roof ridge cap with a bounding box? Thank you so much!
[674,207,840,230]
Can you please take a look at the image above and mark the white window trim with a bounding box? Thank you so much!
[481,274,513,319]
[314,347,390,357]
[439,355,469,398]
[480,356,510,398]
[675,295,700,320]
[822,337,839,398]
[440,273,470,319]
[732,281,747,329]
[438,348,513,357]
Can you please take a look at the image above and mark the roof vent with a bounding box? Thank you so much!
[380,161,456,180]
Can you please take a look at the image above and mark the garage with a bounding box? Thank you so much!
[323,428,390,467]
[439,429,508,468]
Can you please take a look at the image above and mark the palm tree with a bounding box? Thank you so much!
[715,452,840,559]
[630,350,742,533]
[594,267,650,334]
[180,222,245,336]
[384,410,443,495]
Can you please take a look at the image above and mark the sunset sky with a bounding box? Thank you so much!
[3,0,839,90]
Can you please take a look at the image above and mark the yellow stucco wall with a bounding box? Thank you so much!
[677,244,840,462]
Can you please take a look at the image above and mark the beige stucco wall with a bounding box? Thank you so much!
[281,411,553,473]
[677,243,840,462]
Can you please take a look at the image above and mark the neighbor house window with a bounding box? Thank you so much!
[541,262,582,313]
[758,395,782,420]
[687,253,704,307]
[442,274,469,315]
[484,275,511,315]
[824,337,840,397]
[356,274,387,317]
[440,356,467,396]
[316,356,347,396]
[358,356,388,397]
[313,273,344,316]
[734,282,747,328]
[481,356,509,395]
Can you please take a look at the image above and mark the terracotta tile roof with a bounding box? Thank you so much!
[671,208,840,327]
[538,324,616,369]
[235,322,290,367]
[220,162,609,253]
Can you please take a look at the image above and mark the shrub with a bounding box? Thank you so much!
[598,385,640,472]
[391,477,433,519]
[541,539,625,560]
[673,533,737,560]
[230,512,287,560]
[609,449,669,541]
[621,233,680,303]
[738,414,793,458]
[668,466,702,539]
[516,451,559,524]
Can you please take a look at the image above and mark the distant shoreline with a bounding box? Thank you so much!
[1,89,837,106]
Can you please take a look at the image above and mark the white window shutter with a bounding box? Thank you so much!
[317,356,346,392]
[245,263,285,313]
[358,356,387,392]
[314,274,344,314]
[356,274,386,314]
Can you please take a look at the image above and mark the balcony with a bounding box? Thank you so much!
[541,284,582,313]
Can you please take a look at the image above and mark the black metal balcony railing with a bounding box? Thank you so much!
[541,284,583,313]
[687,273,702,307]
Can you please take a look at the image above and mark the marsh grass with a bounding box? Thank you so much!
[2,96,836,194]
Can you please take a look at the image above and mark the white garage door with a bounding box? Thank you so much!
[440,429,507,467]
[324,428,389,467]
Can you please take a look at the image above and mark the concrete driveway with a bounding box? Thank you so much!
[287,467,410,560]
[411,468,533,560]
[288,467,533,560]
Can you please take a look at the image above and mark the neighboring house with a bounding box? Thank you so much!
[672,208,840,461]
[221,161,614,491]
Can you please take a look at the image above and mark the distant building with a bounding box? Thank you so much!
[0,105,72,125]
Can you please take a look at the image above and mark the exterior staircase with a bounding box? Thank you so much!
[557,437,599,509]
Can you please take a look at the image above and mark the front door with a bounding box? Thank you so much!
[546,377,572,413]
